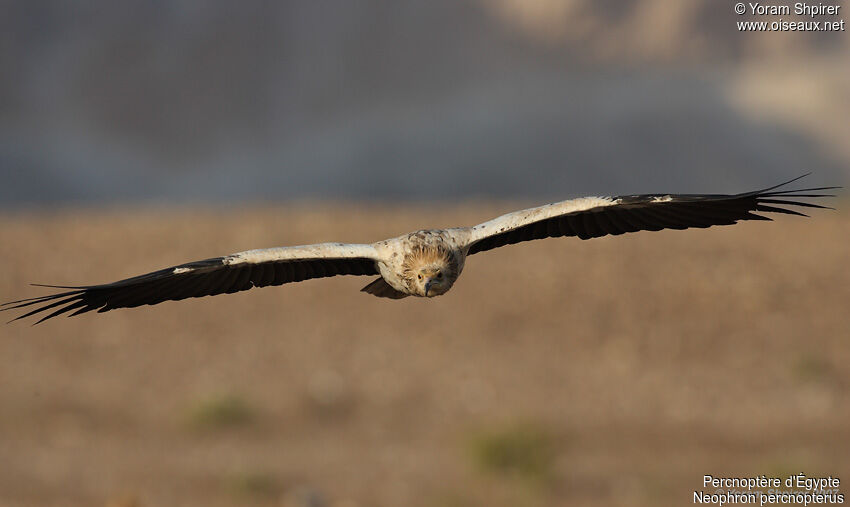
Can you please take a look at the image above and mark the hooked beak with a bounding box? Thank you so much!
[424,279,433,296]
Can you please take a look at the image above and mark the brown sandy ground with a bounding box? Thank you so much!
[0,203,848,507]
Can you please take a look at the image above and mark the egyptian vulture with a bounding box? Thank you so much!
[2,174,837,324]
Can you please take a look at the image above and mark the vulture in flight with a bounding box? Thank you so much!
[2,174,838,324]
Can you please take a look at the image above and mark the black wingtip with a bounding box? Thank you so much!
[32,314,55,326]
[762,187,841,197]
[758,173,812,193]
[7,311,34,324]
[758,199,834,210]
[30,283,89,289]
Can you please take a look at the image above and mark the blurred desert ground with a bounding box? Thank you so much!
[1,204,849,507]
[2,1,850,506]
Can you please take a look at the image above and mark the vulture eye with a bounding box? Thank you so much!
[437,272,443,279]
[417,274,422,280]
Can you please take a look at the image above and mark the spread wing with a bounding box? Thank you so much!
[3,243,380,324]
[465,174,838,255]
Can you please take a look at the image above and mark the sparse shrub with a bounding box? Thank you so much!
[186,393,254,430]
[469,423,556,482]
[225,470,277,498]
[793,355,831,383]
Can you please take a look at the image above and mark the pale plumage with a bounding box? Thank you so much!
[2,174,838,324]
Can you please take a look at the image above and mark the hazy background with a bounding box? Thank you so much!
[1,2,849,507]
[2,0,848,207]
